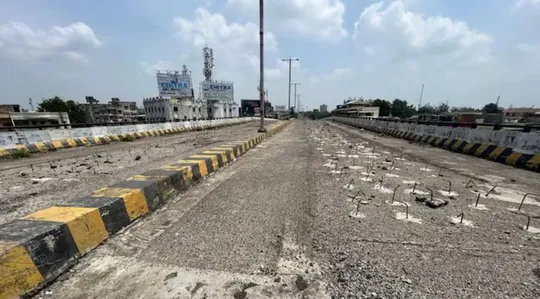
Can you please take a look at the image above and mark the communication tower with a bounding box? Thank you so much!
[203,47,214,82]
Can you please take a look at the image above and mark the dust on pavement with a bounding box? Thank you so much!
[34,120,540,299]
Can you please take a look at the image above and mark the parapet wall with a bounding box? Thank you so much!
[332,117,540,172]
[0,118,256,149]
[333,117,540,155]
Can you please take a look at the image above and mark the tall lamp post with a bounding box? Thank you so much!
[258,0,267,132]
[282,58,300,112]
[291,82,300,111]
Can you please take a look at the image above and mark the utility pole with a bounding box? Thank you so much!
[297,94,301,112]
[291,83,300,111]
[282,57,299,112]
[258,0,266,132]
[418,83,424,110]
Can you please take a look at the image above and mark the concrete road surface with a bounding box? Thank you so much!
[0,121,263,225]
[36,120,540,299]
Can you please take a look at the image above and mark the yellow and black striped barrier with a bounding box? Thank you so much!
[0,120,252,160]
[0,121,289,298]
[335,120,540,172]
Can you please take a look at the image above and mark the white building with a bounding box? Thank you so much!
[200,81,239,119]
[143,97,207,122]
[332,98,380,118]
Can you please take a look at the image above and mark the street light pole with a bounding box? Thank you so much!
[282,58,299,112]
[258,0,266,132]
[291,83,300,112]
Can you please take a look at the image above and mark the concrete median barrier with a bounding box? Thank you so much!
[0,121,289,298]
[0,118,259,160]
[333,117,540,172]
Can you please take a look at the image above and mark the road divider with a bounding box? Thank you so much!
[332,117,540,172]
[0,121,289,299]
[0,118,258,160]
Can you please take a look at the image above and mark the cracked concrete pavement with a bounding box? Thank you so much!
[0,121,262,225]
[34,120,540,299]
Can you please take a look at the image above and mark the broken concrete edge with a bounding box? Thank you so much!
[332,118,540,173]
[0,118,257,160]
[0,120,290,299]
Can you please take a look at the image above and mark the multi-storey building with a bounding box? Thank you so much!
[143,97,207,122]
[80,97,139,123]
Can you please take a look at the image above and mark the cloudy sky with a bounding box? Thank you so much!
[0,0,539,110]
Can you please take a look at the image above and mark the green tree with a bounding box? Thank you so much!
[436,103,449,114]
[38,96,88,123]
[418,104,436,115]
[372,98,392,116]
[390,98,416,119]
[451,107,481,113]
[482,103,501,114]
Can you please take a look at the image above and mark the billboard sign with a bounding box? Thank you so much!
[275,105,286,112]
[202,81,234,101]
[157,72,192,98]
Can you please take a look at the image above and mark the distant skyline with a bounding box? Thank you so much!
[0,0,539,110]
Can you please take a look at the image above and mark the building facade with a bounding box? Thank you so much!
[331,98,380,118]
[80,97,139,123]
[320,104,328,113]
[503,107,540,123]
[0,111,70,131]
[143,97,207,122]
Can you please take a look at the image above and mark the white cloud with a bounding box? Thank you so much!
[174,7,277,53]
[517,43,538,53]
[227,0,346,41]
[141,60,175,75]
[331,67,352,76]
[516,0,540,8]
[173,8,290,79]
[0,22,101,63]
[309,67,351,83]
[363,46,375,56]
[353,1,493,66]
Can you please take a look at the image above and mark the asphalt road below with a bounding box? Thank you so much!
[0,121,266,225]
[35,120,540,299]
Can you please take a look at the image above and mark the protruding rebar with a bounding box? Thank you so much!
[518,193,531,212]
[442,179,452,193]
[465,179,475,188]
[475,193,481,208]
[396,200,409,219]
[356,197,362,216]
[426,187,433,201]
[412,182,418,194]
[347,179,354,189]
[485,185,497,197]
[438,167,444,177]
[525,215,531,231]
[457,212,464,224]
[391,185,401,203]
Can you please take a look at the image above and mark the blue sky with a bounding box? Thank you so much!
[0,0,539,110]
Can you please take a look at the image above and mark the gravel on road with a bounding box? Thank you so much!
[30,120,540,299]
[0,121,263,225]
[307,120,540,299]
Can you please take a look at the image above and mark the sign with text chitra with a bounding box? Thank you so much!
[157,71,192,98]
